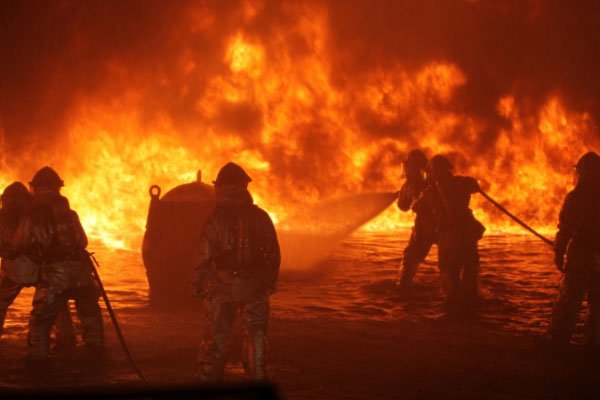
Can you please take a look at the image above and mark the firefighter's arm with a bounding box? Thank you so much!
[460,176,481,194]
[412,186,432,214]
[11,215,35,254]
[262,212,281,295]
[70,210,88,249]
[0,216,15,258]
[191,219,216,297]
[397,182,416,211]
[554,193,577,271]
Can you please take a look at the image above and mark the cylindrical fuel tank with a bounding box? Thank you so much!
[142,171,216,308]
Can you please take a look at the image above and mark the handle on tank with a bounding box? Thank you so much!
[149,185,161,199]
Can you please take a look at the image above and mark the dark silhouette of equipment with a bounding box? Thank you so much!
[142,171,216,307]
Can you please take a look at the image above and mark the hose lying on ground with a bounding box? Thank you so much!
[86,252,151,387]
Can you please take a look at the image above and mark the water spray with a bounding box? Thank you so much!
[478,190,554,248]
[278,191,398,269]
[86,252,151,387]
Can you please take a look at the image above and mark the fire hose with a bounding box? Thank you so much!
[86,251,151,387]
[478,190,554,248]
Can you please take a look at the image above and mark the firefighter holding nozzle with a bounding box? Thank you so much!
[396,149,437,293]
[192,162,280,381]
[546,152,600,349]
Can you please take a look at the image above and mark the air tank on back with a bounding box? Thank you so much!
[142,170,216,308]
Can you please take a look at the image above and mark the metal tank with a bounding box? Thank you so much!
[142,170,216,308]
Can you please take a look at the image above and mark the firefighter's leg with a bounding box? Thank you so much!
[586,274,600,349]
[73,285,104,350]
[441,265,461,313]
[197,298,237,381]
[0,273,23,338]
[438,243,461,315]
[460,241,480,315]
[27,286,66,361]
[546,271,586,347]
[241,296,269,380]
[398,228,433,289]
[53,301,77,349]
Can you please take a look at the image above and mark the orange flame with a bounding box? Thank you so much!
[1,2,598,250]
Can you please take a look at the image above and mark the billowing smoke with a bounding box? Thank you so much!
[0,0,599,245]
[328,0,600,143]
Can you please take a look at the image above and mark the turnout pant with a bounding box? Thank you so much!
[198,296,269,381]
[27,283,103,360]
[399,227,435,287]
[438,234,480,314]
[547,264,600,347]
[0,272,23,338]
[0,271,75,343]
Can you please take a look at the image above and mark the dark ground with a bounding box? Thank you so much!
[0,310,599,399]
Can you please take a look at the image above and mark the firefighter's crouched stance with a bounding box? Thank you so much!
[192,162,280,381]
[14,167,104,365]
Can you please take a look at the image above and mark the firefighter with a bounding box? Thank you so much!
[0,182,35,337]
[0,182,76,347]
[14,167,103,367]
[546,152,600,349]
[396,149,436,292]
[425,155,485,317]
[192,162,280,381]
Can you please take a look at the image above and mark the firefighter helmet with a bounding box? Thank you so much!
[1,181,30,204]
[405,149,428,170]
[575,152,600,173]
[427,155,454,174]
[213,162,252,186]
[29,166,64,188]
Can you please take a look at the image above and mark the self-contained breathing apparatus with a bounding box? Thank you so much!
[213,205,268,279]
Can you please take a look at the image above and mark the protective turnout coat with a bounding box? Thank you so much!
[434,175,484,241]
[193,190,280,302]
[398,176,437,239]
[0,205,39,286]
[554,185,600,268]
[14,192,90,290]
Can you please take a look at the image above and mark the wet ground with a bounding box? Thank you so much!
[1,232,598,399]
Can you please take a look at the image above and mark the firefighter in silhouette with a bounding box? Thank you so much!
[546,152,600,349]
[423,155,485,316]
[192,162,280,381]
[0,182,76,347]
[396,149,436,291]
[13,167,103,366]
[0,182,33,337]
